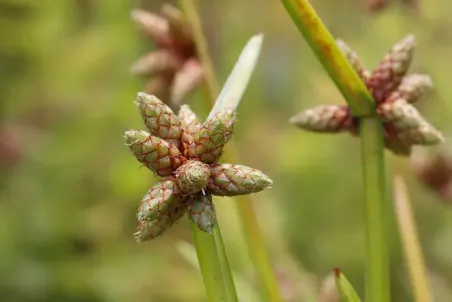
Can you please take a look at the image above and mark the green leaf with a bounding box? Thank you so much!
[334,269,362,302]
[208,33,263,118]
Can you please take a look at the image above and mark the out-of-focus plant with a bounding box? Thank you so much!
[365,0,419,12]
[393,175,432,302]
[411,147,452,202]
[131,4,202,108]
[124,30,272,301]
[281,0,442,302]
[291,35,442,156]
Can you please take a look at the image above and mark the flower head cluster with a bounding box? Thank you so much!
[125,93,272,242]
[130,4,202,107]
[291,35,443,156]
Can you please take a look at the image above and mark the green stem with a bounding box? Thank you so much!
[281,0,374,117]
[181,1,283,301]
[190,221,235,302]
[213,224,239,302]
[360,119,389,302]
[281,1,389,301]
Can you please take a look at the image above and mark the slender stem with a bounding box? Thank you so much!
[180,0,219,105]
[181,1,283,301]
[213,224,239,302]
[281,0,374,117]
[393,175,432,302]
[190,221,234,302]
[360,119,389,302]
[281,1,389,301]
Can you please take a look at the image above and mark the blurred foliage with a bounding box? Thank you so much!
[2,0,452,301]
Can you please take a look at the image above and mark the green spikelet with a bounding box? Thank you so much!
[178,104,201,135]
[187,110,236,163]
[189,193,217,234]
[178,104,201,149]
[368,35,416,102]
[125,130,184,176]
[208,164,272,196]
[137,179,181,221]
[135,92,182,147]
[134,203,187,242]
[175,160,210,195]
[290,105,354,133]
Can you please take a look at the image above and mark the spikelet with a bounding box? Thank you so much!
[186,110,236,163]
[367,35,416,102]
[137,179,181,221]
[336,39,369,80]
[175,160,211,195]
[188,193,217,233]
[208,164,273,196]
[290,105,354,133]
[135,92,182,147]
[134,203,187,242]
[124,130,184,176]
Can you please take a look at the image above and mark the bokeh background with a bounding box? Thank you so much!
[2,0,452,301]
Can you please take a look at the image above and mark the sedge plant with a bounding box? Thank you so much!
[281,0,442,301]
[124,28,272,301]
[130,3,284,301]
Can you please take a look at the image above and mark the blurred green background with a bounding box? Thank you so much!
[2,0,452,301]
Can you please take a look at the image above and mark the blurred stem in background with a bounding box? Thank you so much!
[180,0,284,301]
[393,176,432,302]
[280,0,389,301]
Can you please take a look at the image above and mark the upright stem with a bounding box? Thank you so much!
[281,1,389,301]
[181,1,283,301]
[360,119,389,302]
[190,221,236,302]
[213,224,238,302]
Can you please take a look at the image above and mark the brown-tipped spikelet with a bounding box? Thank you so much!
[208,164,273,196]
[175,160,211,195]
[137,179,181,221]
[134,203,188,242]
[188,193,217,234]
[387,74,432,104]
[124,130,184,176]
[187,110,236,163]
[378,99,443,145]
[130,9,170,45]
[368,35,416,102]
[336,39,369,80]
[131,5,202,107]
[135,93,182,147]
[290,105,354,133]
[126,93,273,241]
[130,50,180,77]
[291,35,443,156]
